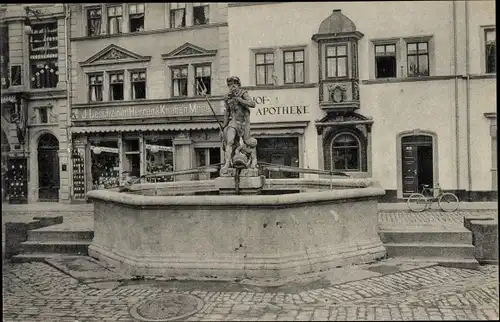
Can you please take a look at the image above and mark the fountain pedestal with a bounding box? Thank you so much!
[215,168,265,195]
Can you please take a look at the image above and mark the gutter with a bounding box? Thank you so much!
[465,1,472,199]
[453,1,460,194]
[64,4,72,197]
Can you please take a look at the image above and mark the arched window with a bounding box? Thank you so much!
[331,133,361,171]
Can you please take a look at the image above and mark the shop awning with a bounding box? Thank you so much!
[250,121,309,136]
[71,122,219,134]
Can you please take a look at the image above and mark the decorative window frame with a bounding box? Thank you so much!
[369,37,401,79]
[330,132,362,172]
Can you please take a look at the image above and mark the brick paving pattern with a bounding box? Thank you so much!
[2,262,498,321]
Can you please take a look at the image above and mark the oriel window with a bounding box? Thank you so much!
[109,72,124,101]
[131,71,146,99]
[88,74,103,102]
[195,65,211,95]
[485,29,496,73]
[326,45,347,78]
[407,42,429,77]
[375,44,397,78]
[87,7,102,36]
[170,3,186,28]
[107,6,122,35]
[193,3,209,25]
[284,50,304,84]
[129,3,145,32]
[172,66,188,97]
[255,53,275,85]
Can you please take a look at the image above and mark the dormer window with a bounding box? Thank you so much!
[326,45,348,78]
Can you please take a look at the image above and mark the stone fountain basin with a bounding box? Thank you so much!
[86,178,386,281]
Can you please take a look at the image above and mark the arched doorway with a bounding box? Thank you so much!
[38,133,60,201]
[401,134,434,197]
[2,130,10,201]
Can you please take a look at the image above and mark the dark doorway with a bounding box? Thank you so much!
[401,135,434,197]
[38,133,60,201]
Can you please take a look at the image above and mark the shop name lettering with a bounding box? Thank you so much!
[76,104,216,119]
[251,96,309,116]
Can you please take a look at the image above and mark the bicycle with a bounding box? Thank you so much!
[407,184,459,212]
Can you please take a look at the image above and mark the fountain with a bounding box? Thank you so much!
[86,76,386,282]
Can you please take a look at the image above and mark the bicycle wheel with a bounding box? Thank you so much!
[438,193,459,212]
[407,193,427,212]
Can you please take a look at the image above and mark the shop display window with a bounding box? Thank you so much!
[195,147,220,180]
[71,148,86,200]
[90,140,120,190]
[257,137,299,179]
[145,136,174,183]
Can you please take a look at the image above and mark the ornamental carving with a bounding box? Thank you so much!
[176,47,203,56]
[328,84,348,103]
[100,49,129,60]
[352,79,360,101]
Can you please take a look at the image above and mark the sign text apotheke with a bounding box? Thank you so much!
[251,96,310,116]
[73,101,223,120]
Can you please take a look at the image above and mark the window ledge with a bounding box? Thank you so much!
[242,83,317,90]
[71,22,228,42]
[361,75,456,85]
[468,74,496,80]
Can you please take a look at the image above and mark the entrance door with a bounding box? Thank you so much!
[38,133,60,201]
[401,135,433,197]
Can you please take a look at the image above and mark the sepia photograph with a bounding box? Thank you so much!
[1,1,498,321]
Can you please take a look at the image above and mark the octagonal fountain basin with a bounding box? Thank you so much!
[86,177,386,282]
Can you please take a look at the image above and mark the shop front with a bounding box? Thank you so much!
[247,87,322,178]
[70,97,224,201]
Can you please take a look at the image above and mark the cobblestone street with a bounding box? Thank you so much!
[2,261,498,321]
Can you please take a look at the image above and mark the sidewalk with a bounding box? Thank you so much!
[2,201,497,212]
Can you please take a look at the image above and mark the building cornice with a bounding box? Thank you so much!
[71,22,228,42]
[242,83,317,91]
[228,2,285,8]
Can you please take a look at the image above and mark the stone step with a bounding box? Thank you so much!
[20,241,90,255]
[379,230,472,244]
[385,243,475,258]
[390,256,480,270]
[28,230,94,242]
[11,253,87,263]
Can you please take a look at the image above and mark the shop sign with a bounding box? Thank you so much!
[249,90,315,122]
[73,100,224,121]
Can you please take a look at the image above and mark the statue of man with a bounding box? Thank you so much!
[220,76,256,172]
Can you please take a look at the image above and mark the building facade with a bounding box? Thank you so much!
[228,1,496,201]
[68,3,229,201]
[1,4,72,203]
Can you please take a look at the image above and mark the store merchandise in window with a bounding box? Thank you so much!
[72,148,86,200]
[91,142,120,190]
[7,158,28,204]
[145,137,174,183]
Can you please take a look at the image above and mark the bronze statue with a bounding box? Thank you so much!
[220,76,257,172]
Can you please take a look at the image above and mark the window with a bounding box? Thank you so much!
[107,6,122,35]
[257,137,299,179]
[129,3,145,32]
[109,72,124,101]
[10,65,22,86]
[87,7,102,36]
[0,26,9,89]
[131,70,146,99]
[326,45,347,78]
[29,22,58,89]
[255,53,275,85]
[193,3,209,25]
[88,74,103,102]
[170,3,186,28]
[485,29,496,73]
[407,42,429,77]
[194,65,211,95]
[375,44,396,78]
[283,50,304,84]
[171,66,188,97]
[39,107,48,124]
[331,133,360,171]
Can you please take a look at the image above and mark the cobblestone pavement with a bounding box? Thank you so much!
[3,261,498,321]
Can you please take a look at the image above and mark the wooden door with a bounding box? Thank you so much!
[402,143,418,195]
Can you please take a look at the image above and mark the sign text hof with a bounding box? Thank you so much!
[251,96,310,116]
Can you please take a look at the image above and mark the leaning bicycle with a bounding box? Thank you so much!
[407,184,459,212]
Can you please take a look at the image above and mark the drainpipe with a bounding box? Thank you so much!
[64,4,72,198]
[453,1,460,195]
[465,1,472,200]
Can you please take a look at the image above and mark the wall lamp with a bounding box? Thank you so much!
[24,6,43,35]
